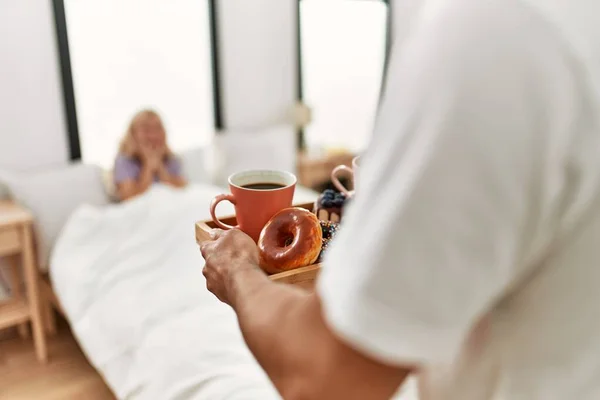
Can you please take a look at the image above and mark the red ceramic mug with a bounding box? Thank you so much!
[331,156,359,197]
[210,170,297,242]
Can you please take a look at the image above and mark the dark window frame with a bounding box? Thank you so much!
[51,0,224,161]
[295,0,392,151]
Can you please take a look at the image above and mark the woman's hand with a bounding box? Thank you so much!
[146,153,163,172]
[139,144,164,171]
[116,146,159,201]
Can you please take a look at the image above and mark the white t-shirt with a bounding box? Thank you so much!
[318,0,600,399]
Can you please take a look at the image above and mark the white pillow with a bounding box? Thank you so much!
[178,146,209,184]
[3,162,109,272]
[0,182,8,200]
[212,124,297,186]
[101,168,118,202]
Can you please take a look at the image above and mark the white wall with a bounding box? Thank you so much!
[0,2,69,170]
[212,0,299,180]
[390,0,425,47]
[218,0,297,129]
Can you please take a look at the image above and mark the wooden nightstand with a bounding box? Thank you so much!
[296,150,356,191]
[0,201,47,362]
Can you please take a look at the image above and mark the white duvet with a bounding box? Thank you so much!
[50,183,419,400]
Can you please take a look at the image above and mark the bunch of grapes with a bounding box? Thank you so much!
[320,189,346,208]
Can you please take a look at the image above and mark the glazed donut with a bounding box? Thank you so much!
[258,207,323,274]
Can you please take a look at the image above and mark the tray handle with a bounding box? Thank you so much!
[195,222,214,244]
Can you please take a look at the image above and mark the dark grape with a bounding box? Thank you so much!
[322,199,334,208]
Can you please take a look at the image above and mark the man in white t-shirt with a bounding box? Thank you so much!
[200,0,600,398]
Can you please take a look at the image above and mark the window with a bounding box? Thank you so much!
[62,0,216,168]
[299,0,389,154]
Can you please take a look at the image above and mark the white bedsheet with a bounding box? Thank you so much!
[50,183,419,400]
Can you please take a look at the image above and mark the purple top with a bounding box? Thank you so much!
[114,154,183,185]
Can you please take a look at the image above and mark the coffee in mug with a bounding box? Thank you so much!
[331,156,359,197]
[210,170,296,242]
[241,183,285,190]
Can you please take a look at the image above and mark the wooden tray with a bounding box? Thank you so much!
[195,202,321,291]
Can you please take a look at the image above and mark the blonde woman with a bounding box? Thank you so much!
[114,109,186,201]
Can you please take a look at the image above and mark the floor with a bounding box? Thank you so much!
[0,320,115,400]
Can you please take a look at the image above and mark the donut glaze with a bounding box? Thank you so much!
[258,207,323,274]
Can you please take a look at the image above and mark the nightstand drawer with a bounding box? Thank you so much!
[0,226,21,255]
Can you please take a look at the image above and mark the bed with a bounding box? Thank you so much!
[48,182,421,400]
[46,183,304,399]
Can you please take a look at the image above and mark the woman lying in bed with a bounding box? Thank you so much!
[114,109,187,201]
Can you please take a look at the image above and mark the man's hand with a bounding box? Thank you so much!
[200,229,261,305]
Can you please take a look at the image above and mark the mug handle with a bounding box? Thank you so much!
[331,165,354,197]
[210,194,239,230]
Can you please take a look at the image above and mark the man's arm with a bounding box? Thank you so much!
[202,0,573,397]
[201,231,413,400]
